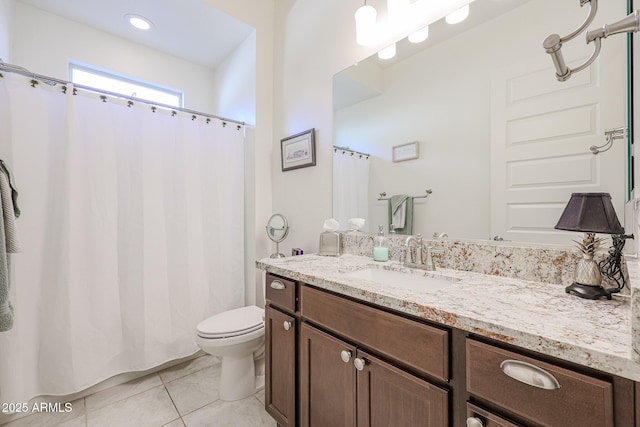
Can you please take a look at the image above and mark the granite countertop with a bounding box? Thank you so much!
[257,253,640,382]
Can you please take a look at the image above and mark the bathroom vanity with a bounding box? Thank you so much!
[259,253,639,427]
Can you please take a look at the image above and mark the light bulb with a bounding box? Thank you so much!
[355,5,377,46]
[408,26,429,43]
[125,14,153,30]
[445,4,469,24]
[378,43,396,60]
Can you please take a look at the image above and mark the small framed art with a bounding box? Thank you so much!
[281,128,316,171]
[392,141,420,162]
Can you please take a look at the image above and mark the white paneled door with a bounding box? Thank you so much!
[491,39,627,244]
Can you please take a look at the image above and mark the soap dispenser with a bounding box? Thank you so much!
[373,224,390,262]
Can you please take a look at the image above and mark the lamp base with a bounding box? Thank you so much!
[565,282,613,300]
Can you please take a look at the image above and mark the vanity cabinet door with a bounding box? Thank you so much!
[265,306,296,427]
[355,350,449,427]
[300,323,357,427]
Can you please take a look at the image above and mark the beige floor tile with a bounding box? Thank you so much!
[253,390,265,405]
[85,373,163,413]
[1,399,85,427]
[164,365,221,416]
[159,355,219,384]
[161,419,185,427]
[86,385,178,427]
[182,396,276,427]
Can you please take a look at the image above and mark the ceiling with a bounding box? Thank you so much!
[16,0,255,69]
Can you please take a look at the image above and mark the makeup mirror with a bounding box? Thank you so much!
[266,213,290,258]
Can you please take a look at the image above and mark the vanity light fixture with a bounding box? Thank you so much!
[125,14,153,31]
[445,4,470,24]
[378,43,397,59]
[555,193,633,300]
[408,26,430,43]
[544,0,640,81]
[355,0,475,47]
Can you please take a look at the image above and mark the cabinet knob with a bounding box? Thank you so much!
[466,417,484,427]
[340,350,352,363]
[283,321,292,331]
[354,357,369,371]
[270,280,286,290]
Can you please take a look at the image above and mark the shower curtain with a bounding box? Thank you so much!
[332,149,369,232]
[0,73,245,403]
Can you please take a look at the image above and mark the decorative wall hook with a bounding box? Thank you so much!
[544,0,640,81]
[590,127,627,155]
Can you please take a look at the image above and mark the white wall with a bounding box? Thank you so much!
[201,0,275,306]
[212,31,257,126]
[0,0,13,61]
[10,2,218,113]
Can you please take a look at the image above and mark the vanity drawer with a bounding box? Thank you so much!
[300,286,449,381]
[266,274,297,313]
[466,339,614,427]
[466,403,520,427]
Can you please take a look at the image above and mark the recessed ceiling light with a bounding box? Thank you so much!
[125,14,153,31]
[445,4,469,24]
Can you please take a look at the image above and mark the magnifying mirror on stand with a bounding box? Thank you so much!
[266,213,289,258]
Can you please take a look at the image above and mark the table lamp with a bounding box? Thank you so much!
[555,193,632,300]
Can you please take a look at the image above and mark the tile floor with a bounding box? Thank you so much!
[1,355,276,427]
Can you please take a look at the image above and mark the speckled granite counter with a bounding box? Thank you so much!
[257,254,640,382]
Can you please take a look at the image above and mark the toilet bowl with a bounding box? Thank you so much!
[196,305,265,401]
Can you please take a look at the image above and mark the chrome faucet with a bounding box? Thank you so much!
[404,234,423,268]
[404,234,445,270]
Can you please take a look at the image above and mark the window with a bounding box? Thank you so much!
[69,62,183,107]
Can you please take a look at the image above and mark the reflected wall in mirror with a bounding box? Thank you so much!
[333,0,629,245]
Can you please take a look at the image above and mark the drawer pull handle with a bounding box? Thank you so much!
[354,357,369,371]
[500,359,561,390]
[283,321,292,331]
[466,417,484,427]
[270,280,286,290]
[340,350,352,363]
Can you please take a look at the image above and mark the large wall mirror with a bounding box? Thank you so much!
[333,0,630,245]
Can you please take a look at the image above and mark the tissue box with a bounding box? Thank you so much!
[319,231,340,256]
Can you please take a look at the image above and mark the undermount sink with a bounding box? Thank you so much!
[343,268,456,292]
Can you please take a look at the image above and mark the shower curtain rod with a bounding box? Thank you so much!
[0,60,246,127]
[333,145,370,158]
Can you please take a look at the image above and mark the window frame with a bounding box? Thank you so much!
[68,61,184,108]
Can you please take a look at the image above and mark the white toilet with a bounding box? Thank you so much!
[196,305,265,401]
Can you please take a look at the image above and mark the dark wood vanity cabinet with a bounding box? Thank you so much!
[299,323,448,427]
[299,285,449,427]
[265,274,298,427]
[264,272,637,427]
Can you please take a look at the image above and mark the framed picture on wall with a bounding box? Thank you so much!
[392,141,419,162]
[281,128,316,171]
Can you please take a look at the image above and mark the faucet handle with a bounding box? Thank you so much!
[424,246,444,271]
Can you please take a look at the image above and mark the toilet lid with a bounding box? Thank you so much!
[196,305,264,339]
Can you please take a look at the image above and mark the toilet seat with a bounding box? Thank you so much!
[197,305,264,339]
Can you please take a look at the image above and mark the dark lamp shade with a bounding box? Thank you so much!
[555,192,624,234]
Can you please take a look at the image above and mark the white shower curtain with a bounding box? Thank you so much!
[0,73,245,403]
[333,150,370,232]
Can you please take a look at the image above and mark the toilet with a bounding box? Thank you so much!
[196,305,265,401]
